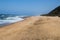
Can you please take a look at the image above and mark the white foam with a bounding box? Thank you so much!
[0,16,24,25]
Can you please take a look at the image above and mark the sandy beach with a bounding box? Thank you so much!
[0,16,60,40]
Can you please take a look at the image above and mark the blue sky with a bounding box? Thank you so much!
[0,0,60,15]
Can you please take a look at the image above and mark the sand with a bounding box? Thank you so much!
[0,16,60,40]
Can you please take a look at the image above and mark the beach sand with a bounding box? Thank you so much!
[0,16,60,40]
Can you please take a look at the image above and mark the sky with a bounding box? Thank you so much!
[0,0,60,16]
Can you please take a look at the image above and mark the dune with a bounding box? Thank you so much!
[0,16,60,40]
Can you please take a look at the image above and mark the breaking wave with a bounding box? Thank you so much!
[0,16,24,26]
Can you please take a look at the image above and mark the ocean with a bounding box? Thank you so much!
[0,14,24,26]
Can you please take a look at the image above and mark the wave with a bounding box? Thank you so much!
[0,16,24,26]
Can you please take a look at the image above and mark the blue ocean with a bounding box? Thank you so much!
[0,14,25,26]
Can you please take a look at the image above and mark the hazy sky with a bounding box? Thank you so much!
[0,0,60,15]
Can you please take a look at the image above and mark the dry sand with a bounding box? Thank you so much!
[0,16,60,40]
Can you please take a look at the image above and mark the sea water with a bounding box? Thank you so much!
[0,15,24,26]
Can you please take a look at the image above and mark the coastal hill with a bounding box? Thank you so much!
[41,6,60,16]
[0,16,60,40]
